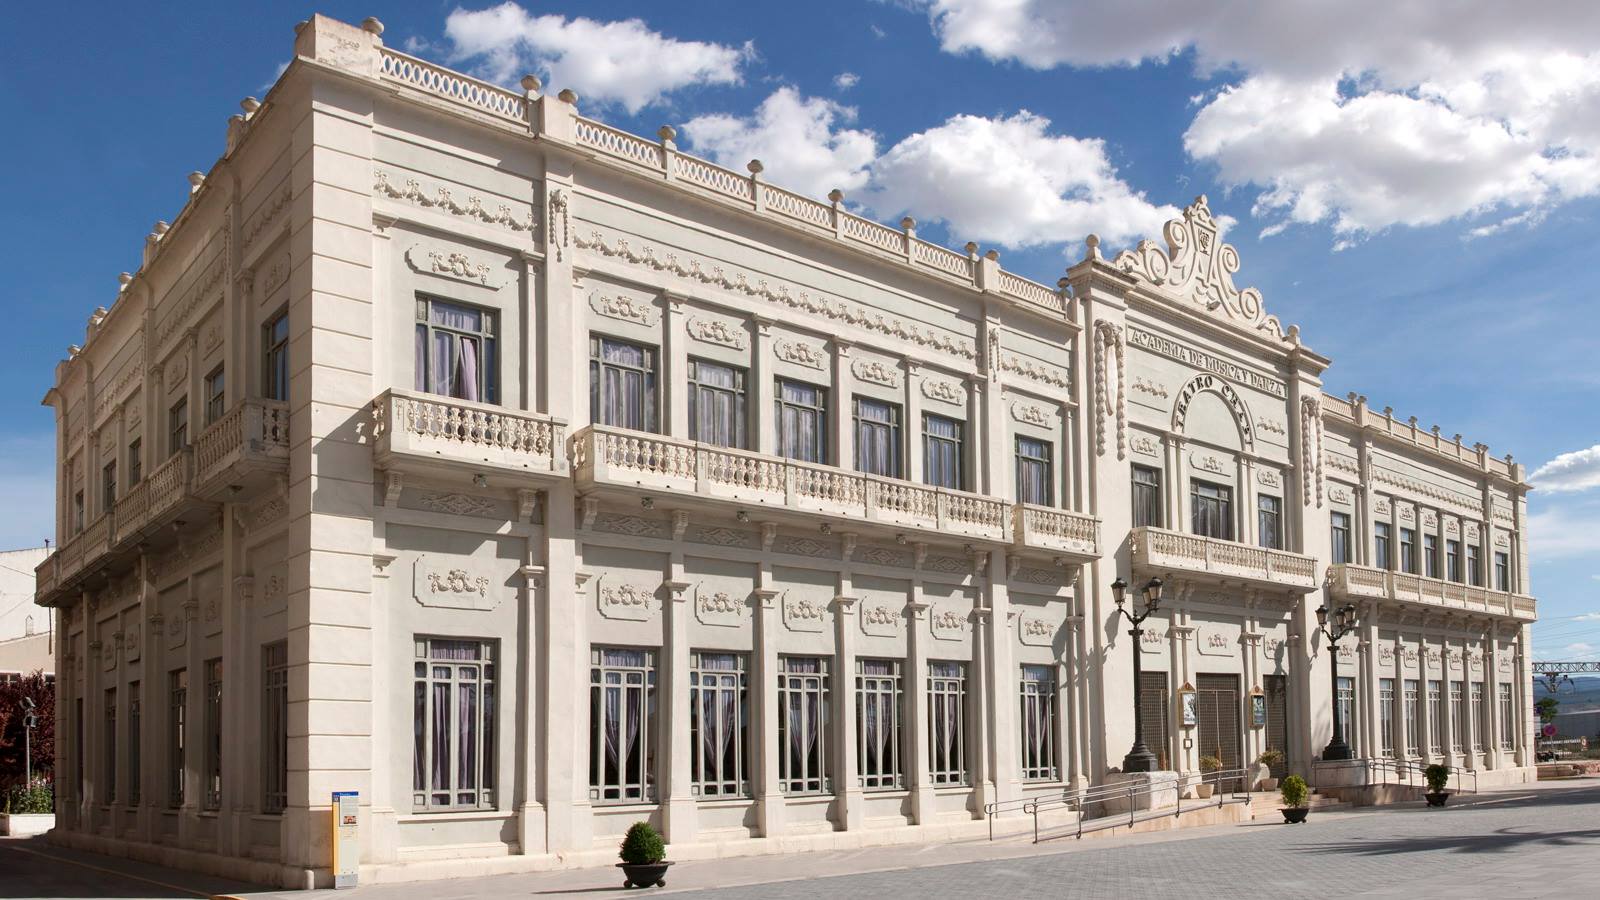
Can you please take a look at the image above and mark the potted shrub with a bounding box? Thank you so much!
[1196,755,1223,798]
[617,821,671,889]
[1279,774,1310,823]
[1256,749,1284,791]
[1424,764,1452,807]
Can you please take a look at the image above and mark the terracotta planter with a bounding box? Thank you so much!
[1425,792,1450,807]
[1258,778,1279,792]
[1281,807,1310,824]
[1195,783,1215,799]
[619,861,673,888]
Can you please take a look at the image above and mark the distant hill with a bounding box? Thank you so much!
[1534,675,1600,712]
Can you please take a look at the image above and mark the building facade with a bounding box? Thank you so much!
[33,15,1538,888]
[1,546,54,683]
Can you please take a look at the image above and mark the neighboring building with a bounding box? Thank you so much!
[0,546,54,682]
[32,15,1537,888]
[1552,710,1600,741]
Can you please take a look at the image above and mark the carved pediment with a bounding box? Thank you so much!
[1112,195,1288,342]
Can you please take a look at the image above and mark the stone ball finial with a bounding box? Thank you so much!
[520,74,542,93]
[1287,324,1301,344]
[557,88,578,104]
[747,159,764,175]
[118,273,133,288]
[828,188,844,204]
[187,172,206,190]
[153,220,170,235]
[361,17,385,36]
[657,125,677,142]
[1086,233,1100,250]
[964,241,978,254]
[985,249,1000,261]
[241,97,261,114]
[900,216,915,230]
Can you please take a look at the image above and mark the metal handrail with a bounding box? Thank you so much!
[983,788,1073,841]
[1015,768,1253,843]
[1319,756,1479,794]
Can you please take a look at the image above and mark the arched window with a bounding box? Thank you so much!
[24,615,34,636]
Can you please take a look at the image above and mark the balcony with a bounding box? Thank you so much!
[1327,563,1536,621]
[1128,526,1319,593]
[192,399,290,499]
[1013,503,1100,563]
[372,389,568,480]
[572,425,1012,544]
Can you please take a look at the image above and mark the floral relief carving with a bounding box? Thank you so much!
[1131,375,1169,399]
[413,556,500,611]
[1020,616,1054,646]
[851,357,901,388]
[696,588,744,627]
[1130,434,1161,458]
[547,189,569,259]
[783,594,827,632]
[686,315,747,349]
[1257,417,1287,437]
[242,187,293,249]
[1190,450,1226,474]
[1263,636,1285,661]
[860,603,901,637]
[1094,321,1126,460]
[778,537,829,557]
[693,527,748,547]
[773,338,825,369]
[373,169,536,234]
[1403,647,1420,668]
[921,377,963,404]
[1257,468,1282,488]
[417,492,499,517]
[1301,396,1324,508]
[1375,498,1392,516]
[1330,486,1352,505]
[1002,354,1071,389]
[859,546,907,567]
[599,581,656,622]
[1380,645,1395,665]
[589,291,658,326]
[1011,402,1053,428]
[1139,627,1165,654]
[930,608,967,640]
[429,569,489,597]
[260,254,291,297]
[425,249,493,285]
[599,515,662,538]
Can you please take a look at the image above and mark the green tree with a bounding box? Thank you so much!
[1536,696,1559,724]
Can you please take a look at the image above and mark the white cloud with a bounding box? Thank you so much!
[1532,445,1600,493]
[1529,503,1600,560]
[834,71,860,90]
[913,0,1600,242]
[865,111,1177,249]
[439,2,751,114]
[682,88,878,201]
[1564,642,1595,655]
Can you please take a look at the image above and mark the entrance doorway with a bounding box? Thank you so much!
[1264,674,1290,778]
[1196,673,1242,790]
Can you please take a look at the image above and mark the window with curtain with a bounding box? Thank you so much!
[1257,494,1281,550]
[1379,678,1395,757]
[1400,527,1417,573]
[1019,665,1058,782]
[1494,552,1510,591]
[776,381,828,464]
[168,669,187,808]
[262,641,289,815]
[1473,682,1488,751]
[922,414,964,490]
[417,297,497,404]
[72,489,84,534]
[1427,679,1444,754]
[104,687,117,804]
[414,638,498,811]
[1374,522,1392,569]
[589,647,655,803]
[204,366,225,424]
[1190,480,1233,540]
[688,360,747,449]
[203,658,223,810]
[689,652,747,798]
[928,662,966,785]
[778,656,829,795]
[1330,512,1352,564]
[590,337,657,432]
[856,659,903,790]
[1336,676,1357,756]
[1466,543,1482,586]
[263,309,289,402]
[1450,680,1466,751]
[101,461,117,512]
[1498,683,1514,750]
[1403,679,1420,758]
[1424,534,1439,578]
[169,397,188,457]
[1133,465,1162,528]
[1446,540,1462,582]
[127,438,142,487]
[854,398,902,479]
[128,681,141,806]
[1015,438,1053,506]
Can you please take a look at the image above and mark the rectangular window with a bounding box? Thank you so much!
[590,336,657,432]
[101,461,117,512]
[1403,679,1420,758]
[1257,494,1282,550]
[128,683,141,806]
[1450,681,1466,752]
[1190,480,1233,541]
[1336,676,1357,756]
[76,697,83,799]
[1466,543,1482,587]
[263,309,289,402]
[689,652,748,798]
[1330,512,1352,565]
[1424,534,1439,578]
[687,359,747,449]
[73,489,84,534]
[778,657,830,795]
[928,662,967,786]
[415,638,498,810]
[104,687,117,805]
[1446,539,1462,582]
[1019,665,1058,782]
[1473,682,1488,751]
[853,397,902,479]
[775,380,828,464]
[204,366,225,425]
[1132,465,1162,529]
[262,642,289,815]
[1374,522,1392,570]
[169,669,187,808]
[417,297,498,404]
[1379,678,1395,757]
[856,659,903,790]
[127,438,142,487]
[922,414,964,490]
[588,647,654,803]
[1427,679,1443,755]
[1494,552,1510,592]
[203,658,222,810]
[1400,528,1417,573]
[168,397,188,456]
[1498,683,1514,751]
[1015,438,1053,506]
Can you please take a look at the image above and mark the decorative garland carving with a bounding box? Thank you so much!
[426,249,492,285]
[547,189,569,260]
[774,338,825,369]
[1093,321,1126,460]
[921,377,962,404]
[1130,434,1160,458]
[851,357,901,388]
[1131,376,1169,399]
[242,187,293,250]
[417,492,498,517]
[686,315,746,349]
[429,568,489,597]
[372,170,536,235]
[1000,354,1071,389]
[1300,395,1323,508]
[589,291,658,326]
[1011,402,1053,428]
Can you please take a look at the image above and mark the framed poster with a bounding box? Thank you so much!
[1250,694,1267,728]
[1181,690,1198,727]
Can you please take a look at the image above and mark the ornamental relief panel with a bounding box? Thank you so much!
[414,491,501,518]
[1139,625,1166,654]
[686,315,747,350]
[1019,615,1055,647]
[783,592,828,633]
[412,555,501,612]
[773,338,825,370]
[930,607,967,641]
[589,291,659,327]
[405,244,501,288]
[1131,433,1161,458]
[597,578,657,622]
[852,357,902,388]
[1196,627,1235,657]
[695,586,745,628]
[859,602,902,637]
[1011,401,1055,428]
[1189,450,1228,475]
[1257,467,1282,489]
[920,376,964,406]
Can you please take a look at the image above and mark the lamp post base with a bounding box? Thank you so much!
[1321,739,1353,762]
[1122,743,1159,773]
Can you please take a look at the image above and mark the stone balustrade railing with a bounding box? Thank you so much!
[1327,563,1536,621]
[378,47,527,124]
[1129,526,1319,591]
[194,399,290,490]
[1013,503,1099,559]
[372,389,567,474]
[573,425,1011,542]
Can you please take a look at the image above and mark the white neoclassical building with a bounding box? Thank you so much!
[34,15,1538,888]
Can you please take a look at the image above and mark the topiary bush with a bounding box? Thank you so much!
[1280,774,1309,808]
[1424,764,1451,793]
[619,821,665,865]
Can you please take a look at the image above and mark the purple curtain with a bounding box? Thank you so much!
[457,337,480,403]
[432,679,450,790]
[604,684,620,784]
[458,680,477,790]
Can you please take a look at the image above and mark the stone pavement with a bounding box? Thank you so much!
[2,780,1595,899]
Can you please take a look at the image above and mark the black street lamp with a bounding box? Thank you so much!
[1317,603,1360,762]
[1114,575,1164,773]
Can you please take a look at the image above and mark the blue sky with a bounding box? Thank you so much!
[1,1,1596,655]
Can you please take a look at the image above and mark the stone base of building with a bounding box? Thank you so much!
[1098,771,1180,816]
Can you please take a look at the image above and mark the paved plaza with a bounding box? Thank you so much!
[2,779,1596,899]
